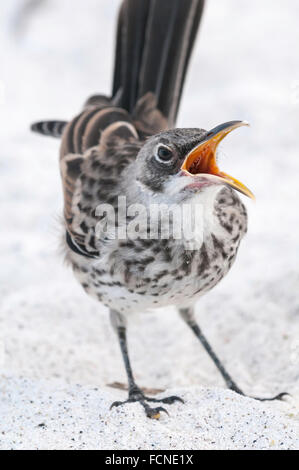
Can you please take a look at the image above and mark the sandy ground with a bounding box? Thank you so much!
[0,0,299,450]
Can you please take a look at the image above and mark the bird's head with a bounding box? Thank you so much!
[135,121,254,203]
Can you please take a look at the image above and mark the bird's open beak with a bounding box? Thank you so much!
[181,121,254,199]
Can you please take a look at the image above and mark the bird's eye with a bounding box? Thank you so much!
[156,145,173,162]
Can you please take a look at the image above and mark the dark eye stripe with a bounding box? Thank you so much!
[157,145,172,161]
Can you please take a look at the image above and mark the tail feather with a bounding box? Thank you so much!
[32,1,204,139]
[112,0,204,126]
[31,120,67,138]
[112,0,151,113]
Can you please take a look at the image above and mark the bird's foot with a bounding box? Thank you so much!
[110,385,184,419]
[250,392,290,402]
[228,383,289,402]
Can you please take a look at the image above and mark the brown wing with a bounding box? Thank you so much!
[132,92,168,136]
[59,101,146,252]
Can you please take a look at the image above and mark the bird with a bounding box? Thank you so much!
[32,0,287,419]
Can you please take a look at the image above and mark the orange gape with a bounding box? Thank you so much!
[181,121,255,199]
[185,141,220,175]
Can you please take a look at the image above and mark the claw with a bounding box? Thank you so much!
[147,394,184,405]
[275,392,291,400]
[110,400,125,410]
[160,395,184,405]
[254,392,290,402]
[146,406,169,419]
[229,385,290,403]
[109,391,182,418]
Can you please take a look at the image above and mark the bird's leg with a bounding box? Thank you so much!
[109,310,183,419]
[179,307,288,402]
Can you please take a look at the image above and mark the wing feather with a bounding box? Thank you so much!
[60,104,141,252]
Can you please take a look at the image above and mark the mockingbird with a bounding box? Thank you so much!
[32,0,287,419]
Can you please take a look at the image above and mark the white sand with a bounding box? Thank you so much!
[1,377,298,450]
[1,0,299,450]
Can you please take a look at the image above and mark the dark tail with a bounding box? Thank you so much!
[31,0,204,138]
[112,0,205,126]
[31,120,67,138]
